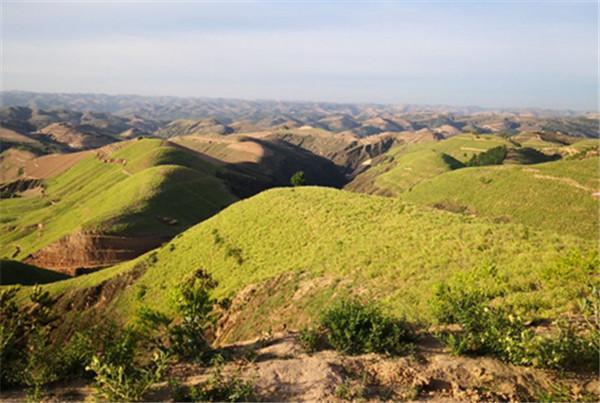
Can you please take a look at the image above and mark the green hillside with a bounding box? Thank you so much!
[347,134,509,195]
[35,187,595,343]
[0,139,237,261]
[402,157,599,239]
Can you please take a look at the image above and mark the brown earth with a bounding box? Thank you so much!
[38,123,117,150]
[24,231,166,275]
[0,149,91,183]
[2,333,597,402]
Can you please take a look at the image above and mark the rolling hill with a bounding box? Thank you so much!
[346,134,510,195]
[31,187,596,344]
[0,139,239,274]
[401,157,599,239]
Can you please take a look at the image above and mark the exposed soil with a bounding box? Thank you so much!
[24,231,166,275]
[2,332,597,402]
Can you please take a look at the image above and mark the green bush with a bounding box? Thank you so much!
[169,269,218,362]
[431,282,599,370]
[290,171,306,187]
[466,146,507,167]
[298,327,321,354]
[0,285,58,390]
[320,299,414,355]
[87,350,169,401]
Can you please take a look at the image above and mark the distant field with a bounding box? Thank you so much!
[35,187,596,343]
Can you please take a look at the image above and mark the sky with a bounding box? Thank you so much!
[1,1,598,110]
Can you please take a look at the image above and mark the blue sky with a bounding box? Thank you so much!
[2,1,597,110]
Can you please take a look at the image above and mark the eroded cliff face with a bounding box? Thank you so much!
[24,231,166,275]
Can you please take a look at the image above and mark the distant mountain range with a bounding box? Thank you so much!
[1,92,598,147]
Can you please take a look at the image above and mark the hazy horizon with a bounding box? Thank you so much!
[2,1,598,110]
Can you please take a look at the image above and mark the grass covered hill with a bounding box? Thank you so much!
[346,134,510,195]
[0,138,238,274]
[34,187,596,343]
[401,157,599,240]
[346,134,598,239]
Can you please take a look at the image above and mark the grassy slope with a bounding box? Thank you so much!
[0,259,69,285]
[402,157,599,240]
[37,187,595,341]
[348,134,509,195]
[0,139,237,259]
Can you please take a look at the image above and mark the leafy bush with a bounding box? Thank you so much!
[320,299,414,355]
[298,327,321,353]
[0,285,58,390]
[466,146,507,167]
[87,350,169,401]
[290,171,306,186]
[169,269,218,362]
[431,282,599,370]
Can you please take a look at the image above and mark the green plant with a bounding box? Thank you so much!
[432,283,600,370]
[298,327,321,353]
[320,299,414,355]
[466,146,507,167]
[0,285,58,388]
[176,355,256,402]
[290,171,306,186]
[169,269,218,362]
[87,350,170,401]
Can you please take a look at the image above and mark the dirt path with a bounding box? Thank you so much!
[521,167,596,193]
[2,333,597,402]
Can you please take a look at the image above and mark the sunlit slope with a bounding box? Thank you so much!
[39,187,595,342]
[0,139,237,261]
[401,157,599,239]
[346,134,510,195]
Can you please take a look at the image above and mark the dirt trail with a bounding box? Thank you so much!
[521,167,597,193]
[2,333,597,402]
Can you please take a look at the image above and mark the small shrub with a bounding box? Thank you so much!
[298,327,321,353]
[87,350,170,402]
[432,283,600,370]
[290,171,306,187]
[320,299,414,355]
[0,285,58,388]
[169,269,218,362]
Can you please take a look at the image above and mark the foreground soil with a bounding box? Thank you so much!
[1,332,597,402]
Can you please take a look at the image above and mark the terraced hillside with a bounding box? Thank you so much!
[35,187,595,344]
[0,139,238,274]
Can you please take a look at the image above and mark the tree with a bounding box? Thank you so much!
[290,171,306,187]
